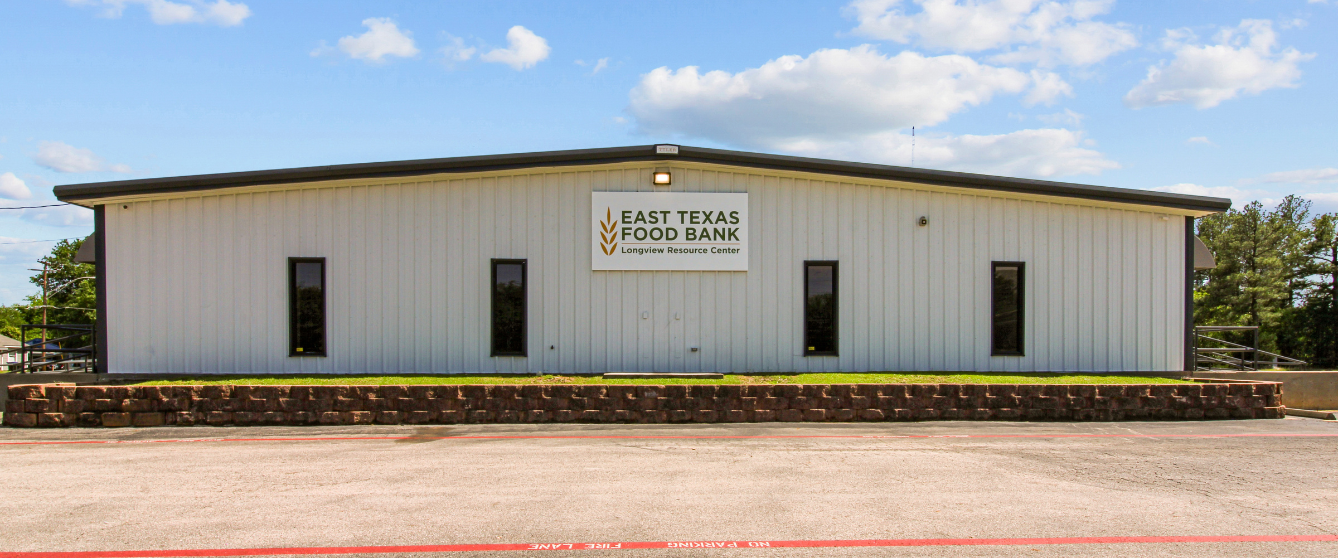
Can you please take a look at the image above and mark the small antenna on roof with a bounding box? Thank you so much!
[911,126,915,167]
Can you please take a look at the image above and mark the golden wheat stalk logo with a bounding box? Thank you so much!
[599,207,618,255]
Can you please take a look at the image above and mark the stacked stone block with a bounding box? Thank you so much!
[3,382,1284,428]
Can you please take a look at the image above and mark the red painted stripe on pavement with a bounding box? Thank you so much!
[2,535,1335,557]
[2,432,1337,446]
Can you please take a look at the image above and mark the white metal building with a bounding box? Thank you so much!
[56,145,1229,375]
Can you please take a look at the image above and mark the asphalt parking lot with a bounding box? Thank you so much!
[2,418,1336,557]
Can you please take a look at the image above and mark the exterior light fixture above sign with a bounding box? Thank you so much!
[652,171,672,186]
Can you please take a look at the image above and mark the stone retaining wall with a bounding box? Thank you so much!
[3,382,1283,427]
[1193,371,1338,411]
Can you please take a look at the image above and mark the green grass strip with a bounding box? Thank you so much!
[136,373,1190,386]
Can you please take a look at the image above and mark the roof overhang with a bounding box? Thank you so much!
[54,145,1233,215]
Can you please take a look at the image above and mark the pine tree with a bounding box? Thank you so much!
[1270,196,1313,358]
[1300,213,1338,366]
[1194,197,1310,353]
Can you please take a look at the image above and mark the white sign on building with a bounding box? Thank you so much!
[591,192,749,271]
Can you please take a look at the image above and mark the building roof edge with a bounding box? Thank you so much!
[53,144,1233,213]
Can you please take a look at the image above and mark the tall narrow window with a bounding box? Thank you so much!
[992,262,1024,356]
[804,261,838,356]
[492,259,527,356]
[288,258,326,357]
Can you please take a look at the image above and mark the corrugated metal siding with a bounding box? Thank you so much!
[104,164,1186,374]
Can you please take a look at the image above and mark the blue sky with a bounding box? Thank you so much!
[1,0,1336,303]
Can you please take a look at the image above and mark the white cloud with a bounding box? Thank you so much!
[576,57,611,74]
[201,0,248,25]
[846,0,1137,66]
[1186,136,1215,146]
[0,235,78,303]
[66,0,251,26]
[203,0,248,24]
[1152,183,1251,200]
[480,26,551,70]
[3,205,95,227]
[1124,20,1314,109]
[1280,18,1308,30]
[1151,182,1338,212]
[1155,175,1338,212]
[1304,193,1338,214]
[0,173,32,200]
[0,237,60,267]
[23,175,54,189]
[1037,108,1084,127]
[628,45,1115,178]
[31,141,131,174]
[440,35,476,63]
[778,128,1118,177]
[336,18,420,63]
[0,173,32,202]
[1023,70,1073,106]
[1256,167,1338,184]
[143,0,199,23]
[630,45,1031,145]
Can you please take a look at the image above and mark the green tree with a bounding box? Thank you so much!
[0,305,27,341]
[1270,196,1314,358]
[1299,213,1338,366]
[1194,196,1311,353]
[22,238,96,346]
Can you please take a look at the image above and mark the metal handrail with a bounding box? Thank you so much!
[1195,334,1307,365]
[1195,335,1253,349]
[16,324,95,374]
[1253,350,1306,366]
[1194,326,1259,371]
[1196,354,1245,369]
[1192,326,1307,371]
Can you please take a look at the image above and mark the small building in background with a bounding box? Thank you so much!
[0,334,23,368]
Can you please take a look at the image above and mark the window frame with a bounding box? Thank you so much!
[490,258,528,357]
[287,257,327,357]
[803,260,839,357]
[991,261,1025,357]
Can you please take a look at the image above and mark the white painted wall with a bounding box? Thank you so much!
[103,163,1187,374]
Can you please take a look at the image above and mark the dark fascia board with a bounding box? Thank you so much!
[54,144,1232,213]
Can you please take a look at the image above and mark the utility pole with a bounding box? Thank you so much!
[28,263,49,371]
[42,262,48,345]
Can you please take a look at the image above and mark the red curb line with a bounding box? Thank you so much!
[3,535,1336,557]
[2,432,1337,446]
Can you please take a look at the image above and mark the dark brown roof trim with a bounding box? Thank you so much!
[54,144,1232,212]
